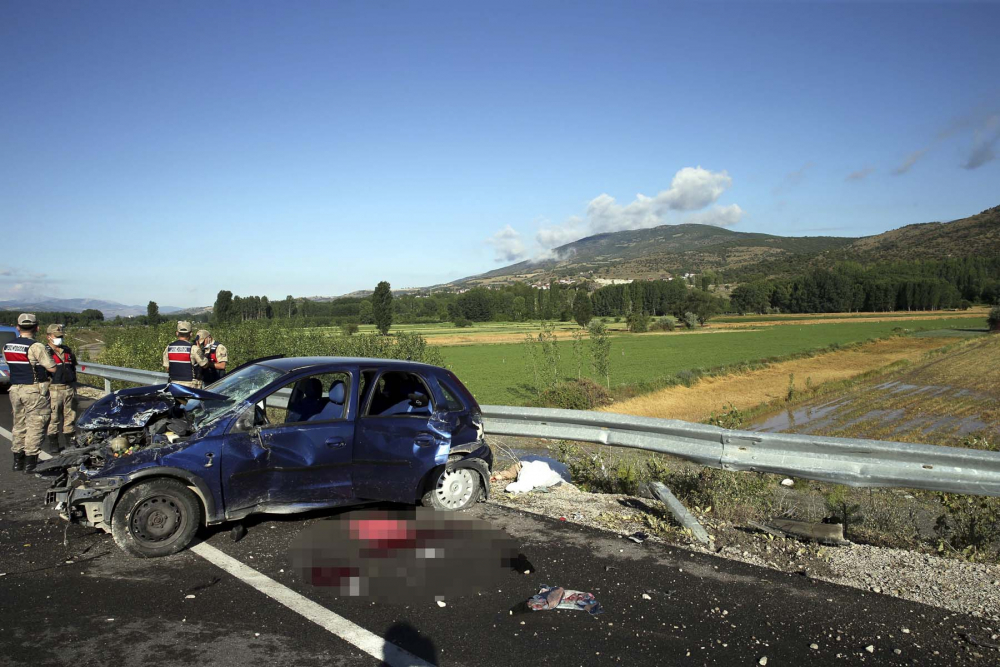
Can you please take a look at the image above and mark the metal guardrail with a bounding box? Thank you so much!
[75,362,1000,498]
[479,406,1000,498]
[78,361,168,394]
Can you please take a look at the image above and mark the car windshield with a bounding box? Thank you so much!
[188,363,286,428]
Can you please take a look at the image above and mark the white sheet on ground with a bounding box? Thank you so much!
[505,459,568,494]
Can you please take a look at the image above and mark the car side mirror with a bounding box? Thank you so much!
[234,408,256,433]
[408,392,429,408]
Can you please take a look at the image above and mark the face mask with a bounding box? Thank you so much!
[52,337,63,346]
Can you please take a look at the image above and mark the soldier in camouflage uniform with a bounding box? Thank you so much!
[196,329,228,385]
[44,323,78,455]
[1,314,57,473]
[162,321,209,389]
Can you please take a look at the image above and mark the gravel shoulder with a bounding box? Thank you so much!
[486,475,1000,624]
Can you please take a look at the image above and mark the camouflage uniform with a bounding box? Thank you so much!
[195,329,228,385]
[45,324,78,450]
[162,321,209,389]
[2,314,56,470]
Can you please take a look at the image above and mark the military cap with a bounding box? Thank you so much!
[17,313,38,327]
[47,323,65,335]
[176,321,193,334]
[196,329,211,342]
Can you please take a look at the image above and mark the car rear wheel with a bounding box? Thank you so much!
[111,478,201,557]
[423,463,481,511]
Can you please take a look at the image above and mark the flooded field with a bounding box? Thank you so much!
[749,335,1000,447]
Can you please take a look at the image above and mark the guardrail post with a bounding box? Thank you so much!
[104,379,111,396]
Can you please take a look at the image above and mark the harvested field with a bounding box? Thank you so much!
[749,335,1000,445]
[603,335,959,423]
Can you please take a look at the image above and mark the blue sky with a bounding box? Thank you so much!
[2,1,998,307]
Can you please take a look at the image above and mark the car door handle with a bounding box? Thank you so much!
[414,433,436,447]
[325,438,347,448]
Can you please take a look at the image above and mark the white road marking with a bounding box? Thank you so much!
[190,542,437,667]
[0,425,12,442]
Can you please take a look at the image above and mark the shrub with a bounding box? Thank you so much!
[626,310,649,333]
[934,493,1000,562]
[959,299,972,310]
[453,317,473,328]
[650,317,675,332]
[682,311,699,329]
[340,322,359,336]
[988,305,1000,332]
[539,378,612,410]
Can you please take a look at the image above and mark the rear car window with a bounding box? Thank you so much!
[438,380,465,412]
[365,371,433,417]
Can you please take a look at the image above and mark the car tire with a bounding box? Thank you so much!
[422,460,482,511]
[111,478,202,558]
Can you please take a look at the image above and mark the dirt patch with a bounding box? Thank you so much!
[603,336,955,422]
[709,311,986,329]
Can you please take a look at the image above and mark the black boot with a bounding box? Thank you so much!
[12,452,25,472]
[43,434,60,456]
[61,432,74,452]
[23,455,38,474]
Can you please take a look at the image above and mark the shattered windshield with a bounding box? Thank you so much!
[188,364,286,428]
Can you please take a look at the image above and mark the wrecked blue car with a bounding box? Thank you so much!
[43,357,492,557]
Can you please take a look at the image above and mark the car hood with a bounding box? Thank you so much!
[78,383,230,430]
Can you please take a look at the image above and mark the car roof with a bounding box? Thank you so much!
[257,356,441,373]
[0,325,16,333]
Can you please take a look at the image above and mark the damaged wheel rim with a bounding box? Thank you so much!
[435,468,474,509]
[130,496,183,545]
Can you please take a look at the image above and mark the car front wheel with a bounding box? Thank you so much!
[423,463,481,511]
[111,478,201,557]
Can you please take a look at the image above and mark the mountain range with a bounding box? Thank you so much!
[0,297,188,319]
[442,205,1000,288]
[2,207,996,311]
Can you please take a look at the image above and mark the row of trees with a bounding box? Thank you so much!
[728,259,1000,315]
[0,309,105,328]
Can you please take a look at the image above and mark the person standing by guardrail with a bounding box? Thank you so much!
[162,321,209,389]
[195,329,227,385]
[44,323,77,456]
[2,313,57,473]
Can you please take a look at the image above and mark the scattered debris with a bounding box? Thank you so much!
[627,531,649,544]
[527,585,603,616]
[810,643,819,650]
[641,593,652,600]
[649,482,712,545]
[758,657,768,666]
[749,518,848,546]
[865,645,875,653]
[185,594,196,599]
[436,600,447,608]
[230,524,248,543]
[781,478,795,487]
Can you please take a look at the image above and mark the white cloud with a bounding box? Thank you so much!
[486,225,527,262]
[684,204,744,228]
[533,166,735,251]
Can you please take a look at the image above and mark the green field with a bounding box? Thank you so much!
[439,317,979,405]
[712,309,987,324]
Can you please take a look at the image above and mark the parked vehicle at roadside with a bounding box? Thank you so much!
[0,325,16,392]
[42,356,492,557]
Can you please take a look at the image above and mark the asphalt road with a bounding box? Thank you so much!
[1,392,997,666]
